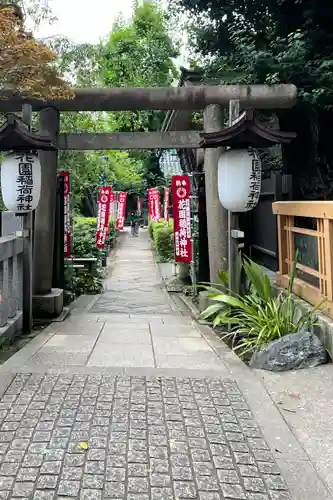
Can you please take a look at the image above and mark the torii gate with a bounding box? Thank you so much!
[0,84,296,316]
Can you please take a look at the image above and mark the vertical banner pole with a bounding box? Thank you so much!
[228,100,240,297]
[189,174,197,297]
[21,103,33,333]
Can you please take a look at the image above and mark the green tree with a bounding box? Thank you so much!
[99,1,179,192]
[100,0,179,132]
[171,0,333,199]
[52,0,179,213]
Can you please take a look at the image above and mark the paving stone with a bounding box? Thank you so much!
[33,492,55,500]
[40,462,62,475]
[62,467,83,481]
[37,475,58,489]
[264,475,287,490]
[58,480,80,497]
[13,482,35,497]
[199,494,221,500]
[174,481,197,498]
[269,493,293,500]
[221,483,246,499]
[217,468,241,486]
[197,476,219,491]
[17,468,39,482]
[0,477,14,490]
[80,490,102,500]
[84,461,105,475]
[151,488,173,500]
[128,477,148,493]
[0,462,20,475]
[82,474,104,489]
[128,464,148,477]
[244,477,266,493]
[106,467,125,482]
[150,474,171,487]
[104,481,125,498]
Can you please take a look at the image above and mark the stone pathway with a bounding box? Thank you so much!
[0,229,327,500]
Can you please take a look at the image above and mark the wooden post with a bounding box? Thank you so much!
[322,218,333,301]
[286,215,295,275]
[277,215,288,275]
[21,103,33,333]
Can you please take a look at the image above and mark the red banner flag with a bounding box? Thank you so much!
[148,188,161,221]
[109,190,115,220]
[147,188,157,219]
[153,190,161,221]
[116,192,127,230]
[59,171,71,257]
[172,175,192,264]
[137,196,142,216]
[96,186,112,249]
[163,187,169,222]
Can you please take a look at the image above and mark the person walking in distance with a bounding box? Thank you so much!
[129,211,139,236]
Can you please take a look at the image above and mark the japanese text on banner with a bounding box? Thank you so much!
[96,186,112,249]
[137,196,142,216]
[147,188,158,220]
[164,187,169,222]
[171,175,192,264]
[116,192,127,230]
[109,191,115,220]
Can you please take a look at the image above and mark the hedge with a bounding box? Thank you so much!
[149,218,174,262]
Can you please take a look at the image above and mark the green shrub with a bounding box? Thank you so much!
[73,217,116,258]
[149,218,174,262]
[200,254,321,356]
[148,219,155,239]
[65,216,116,299]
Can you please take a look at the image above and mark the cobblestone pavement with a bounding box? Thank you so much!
[0,229,306,499]
[0,373,292,500]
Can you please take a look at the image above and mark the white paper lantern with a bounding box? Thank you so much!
[218,148,262,212]
[1,152,41,214]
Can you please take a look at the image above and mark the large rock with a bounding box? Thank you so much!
[250,331,328,372]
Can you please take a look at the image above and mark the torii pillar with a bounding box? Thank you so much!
[32,107,63,317]
[203,105,228,282]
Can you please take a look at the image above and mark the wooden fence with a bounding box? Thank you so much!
[272,201,333,317]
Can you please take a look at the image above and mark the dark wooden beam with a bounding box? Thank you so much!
[57,131,201,150]
[0,85,297,112]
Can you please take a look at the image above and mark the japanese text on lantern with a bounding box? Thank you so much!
[16,153,34,212]
[245,150,261,210]
[172,175,192,264]
[60,171,71,257]
[96,187,112,249]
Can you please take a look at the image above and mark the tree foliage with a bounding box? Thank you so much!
[0,5,72,99]
[53,0,178,213]
[171,0,333,199]
[100,0,179,132]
